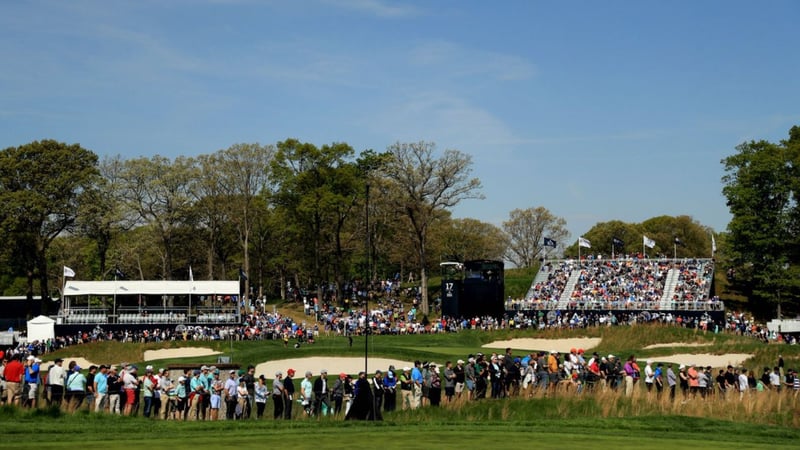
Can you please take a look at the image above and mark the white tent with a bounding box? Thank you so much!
[26,315,55,342]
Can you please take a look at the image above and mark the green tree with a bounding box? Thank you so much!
[0,140,99,315]
[381,141,483,314]
[271,139,361,301]
[503,207,569,267]
[435,217,507,262]
[722,126,800,318]
[117,155,198,279]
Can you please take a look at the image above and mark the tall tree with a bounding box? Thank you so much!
[0,140,99,315]
[271,139,360,301]
[435,217,507,262]
[76,155,132,278]
[502,207,569,267]
[117,155,198,279]
[381,141,483,314]
[207,143,274,299]
[722,126,800,317]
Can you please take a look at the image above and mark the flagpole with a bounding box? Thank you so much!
[611,238,615,260]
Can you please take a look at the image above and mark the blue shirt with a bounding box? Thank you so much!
[411,367,423,385]
[95,372,108,394]
[24,363,40,383]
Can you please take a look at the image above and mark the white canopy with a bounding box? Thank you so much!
[63,280,239,297]
[27,315,55,342]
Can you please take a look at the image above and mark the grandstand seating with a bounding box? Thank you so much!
[513,257,720,312]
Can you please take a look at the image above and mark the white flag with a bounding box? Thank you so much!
[578,237,591,248]
[643,236,656,249]
[63,266,76,278]
[189,265,194,282]
[711,234,717,253]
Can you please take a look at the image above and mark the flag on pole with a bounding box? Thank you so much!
[63,266,76,278]
[189,265,194,282]
[711,234,717,254]
[114,267,126,279]
[612,237,624,247]
[239,268,248,280]
[578,237,591,248]
[643,236,656,249]
[674,237,685,246]
[543,237,557,248]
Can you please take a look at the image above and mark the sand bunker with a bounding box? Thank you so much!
[482,338,602,354]
[144,347,222,361]
[643,342,710,350]
[43,357,100,370]
[653,353,752,368]
[255,357,414,378]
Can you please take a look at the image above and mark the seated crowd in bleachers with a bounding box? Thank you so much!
[514,257,715,312]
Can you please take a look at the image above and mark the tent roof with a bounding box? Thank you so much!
[27,315,55,324]
[63,280,239,297]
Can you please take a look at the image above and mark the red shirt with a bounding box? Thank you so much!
[4,360,24,383]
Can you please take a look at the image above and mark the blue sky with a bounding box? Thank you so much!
[2,0,798,242]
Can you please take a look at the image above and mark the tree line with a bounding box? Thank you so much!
[5,128,794,319]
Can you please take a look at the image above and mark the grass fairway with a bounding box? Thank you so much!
[2,409,796,450]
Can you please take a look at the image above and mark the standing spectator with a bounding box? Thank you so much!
[313,369,331,416]
[283,368,295,419]
[411,361,424,408]
[4,354,24,406]
[643,360,655,393]
[428,364,442,406]
[679,365,689,398]
[142,366,156,417]
[466,356,478,399]
[654,363,664,397]
[769,367,782,391]
[224,370,238,420]
[300,371,314,416]
[158,369,173,420]
[371,370,384,412]
[209,369,224,421]
[382,366,396,412]
[94,365,109,412]
[332,372,347,414]
[738,368,749,399]
[399,367,413,410]
[623,355,637,397]
[65,362,86,412]
[106,366,122,414]
[687,364,699,398]
[453,360,466,399]
[242,365,256,418]
[85,365,97,411]
[175,376,188,420]
[254,375,268,419]
[23,356,40,408]
[237,378,249,418]
[443,361,456,403]
[272,371,285,419]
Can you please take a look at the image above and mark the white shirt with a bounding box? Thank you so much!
[644,364,655,383]
[48,364,66,387]
[738,374,748,392]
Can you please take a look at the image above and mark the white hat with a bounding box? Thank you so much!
[457,359,465,364]
[27,355,35,361]
[646,359,653,365]
[403,367,411,372]
[178,376,186,382]
[145,365,154,372]
[679,364,686,370]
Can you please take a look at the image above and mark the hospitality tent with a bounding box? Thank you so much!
[26,315,55,342]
